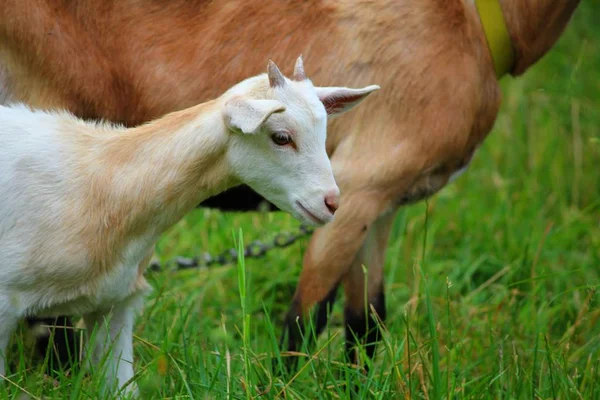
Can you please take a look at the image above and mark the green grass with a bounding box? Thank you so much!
[3,4,600,399]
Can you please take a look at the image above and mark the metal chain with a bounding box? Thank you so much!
[148,223,315,272]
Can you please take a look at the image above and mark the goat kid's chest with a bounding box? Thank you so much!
[94,260,142,303]
[84,235,156,305]
[29,236,155,317]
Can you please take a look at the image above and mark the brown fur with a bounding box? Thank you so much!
[0,0,579,363]
[501,0,581,75]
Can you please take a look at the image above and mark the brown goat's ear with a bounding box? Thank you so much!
[293,55,307,81]
[223,97,286,134]
[315,85,380,117]
[268,60,286,88]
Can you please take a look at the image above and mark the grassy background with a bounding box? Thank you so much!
[3,3,599,399]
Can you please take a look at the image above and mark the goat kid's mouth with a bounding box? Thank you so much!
[295,201,328,226]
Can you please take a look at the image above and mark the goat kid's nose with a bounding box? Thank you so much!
[324,189,340,214]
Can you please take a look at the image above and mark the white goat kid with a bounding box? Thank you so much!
[0,57,378,395]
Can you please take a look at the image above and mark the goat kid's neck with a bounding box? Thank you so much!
[77,100,235,239]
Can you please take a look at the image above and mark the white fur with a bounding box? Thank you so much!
[0,61,378,396]
[226,76,336,224]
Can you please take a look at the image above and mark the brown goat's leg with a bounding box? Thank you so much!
[342,209,396,371]
[281,189,391,369]
[280,276,340,371]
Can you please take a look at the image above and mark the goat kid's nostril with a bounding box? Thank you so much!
[324,192,339,214]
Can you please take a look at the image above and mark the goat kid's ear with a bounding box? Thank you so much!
[223,97,286,134]
[315,85,380,118]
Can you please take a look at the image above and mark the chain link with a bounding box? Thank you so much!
[148,223,315,272]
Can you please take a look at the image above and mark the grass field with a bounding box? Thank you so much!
[3,4,600,399]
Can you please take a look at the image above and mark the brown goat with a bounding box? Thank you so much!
[0,0,579,372]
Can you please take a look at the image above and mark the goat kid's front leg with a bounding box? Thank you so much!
[83,293,143,397]
[342,209,396,371]
[0,295,18,381]
[281,190,391,370]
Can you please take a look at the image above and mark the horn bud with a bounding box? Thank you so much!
[267,60,285,88]
[293,55,307,81]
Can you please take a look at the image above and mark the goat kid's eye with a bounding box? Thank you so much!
[271,132,294,147]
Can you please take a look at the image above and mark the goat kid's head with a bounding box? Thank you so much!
[222,56,379,225]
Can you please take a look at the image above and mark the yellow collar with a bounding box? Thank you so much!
[474,0,515,78]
